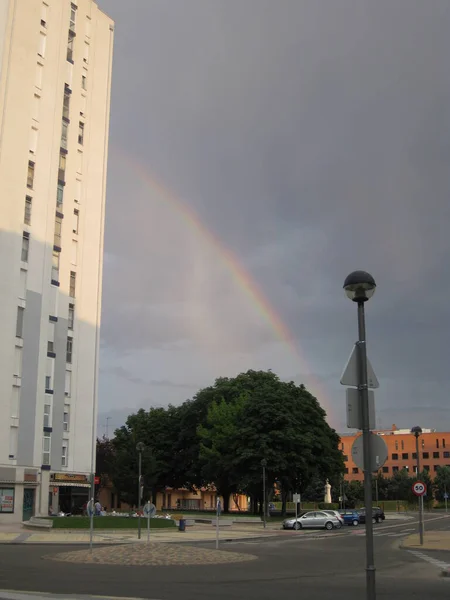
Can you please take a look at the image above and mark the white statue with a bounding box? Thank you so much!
[324,479,332,504]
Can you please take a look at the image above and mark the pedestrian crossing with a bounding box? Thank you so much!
[351,527,415,538]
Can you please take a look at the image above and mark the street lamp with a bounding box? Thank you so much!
[136,442,145,540]
[261,459,267,529]
[344,270,376,600]
[411,426,424,545]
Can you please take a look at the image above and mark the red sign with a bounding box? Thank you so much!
[412,481,426,496]
[94,476,100,485]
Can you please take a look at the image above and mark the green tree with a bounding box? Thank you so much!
[95,436,115,487]
[434,466,450,502]
[196,370,344,514]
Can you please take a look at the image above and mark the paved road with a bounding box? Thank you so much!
[0,514,449,600]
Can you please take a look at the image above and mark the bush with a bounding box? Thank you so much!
[318,502,339,510]
[48,516,176,529]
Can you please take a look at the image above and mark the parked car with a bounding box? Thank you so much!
[282,511,342,531]
[322,510,344,526]
[357,507,385,524]
[338,509,361,526]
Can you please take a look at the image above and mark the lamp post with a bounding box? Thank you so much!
[411,426,424,545]
[344,270,376,600]
[261,459,267,529]
[136,442,145,540]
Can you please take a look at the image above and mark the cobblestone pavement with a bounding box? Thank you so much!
[45,542,258,566]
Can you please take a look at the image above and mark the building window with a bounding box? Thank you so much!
[78,121,84,145]
[81,74,87,90]
[401,440,404,450]
[434,465,439,472]
[45,375,52,391]
[83,41,89,63]
[343,455,348,461]
[382,466,389,473]
[395,440,398,451]
[38,32,46,57]
[344,468,348,474]
[67,34,74,62]
[443,439,446,449]
[392,453,398,460]
[352,467,359,474]
[61,121,69,149]
[423,452,429,459]
[24,196,32,225]
[27,161,35,188]
[56,183,64,208]
[0,488,14,513]
[63,405,70,432]
[68,304,74,329]
[421,439,425,448]
[51,250,60,282]
[21,232,30,262]
[392,466,399,472]
[62,441,68,467]
[433,452,440,459]
[73,209,79,234]
[69,3,76,31]
[444,451,450,459]
[47,340,54,354]
[16,307,24,338]
[412,452,417,459]
[41,2,48,28]
[65,370,72,397]
[402,453,408,460]
[42,432,51,465]
[66,337,73,363]
[43,404,51,428]
[436,439,440,449]
[58,153,66,182]
[54,215,62,247]
[423,465,430,472]
[69,271,76,297]
[63,89,71,120]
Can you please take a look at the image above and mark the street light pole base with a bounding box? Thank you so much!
[366,566,376,600]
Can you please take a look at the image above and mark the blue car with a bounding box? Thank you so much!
[339,509,360,526]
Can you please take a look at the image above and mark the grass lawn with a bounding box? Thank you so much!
[49,516,176,529]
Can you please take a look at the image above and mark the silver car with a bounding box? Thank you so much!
[282,510,342,531]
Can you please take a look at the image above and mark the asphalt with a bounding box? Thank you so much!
[1,514,450,599]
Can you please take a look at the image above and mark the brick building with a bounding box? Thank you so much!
[341,425,450,482]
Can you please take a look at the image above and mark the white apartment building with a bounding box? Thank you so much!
[0,0,113,523]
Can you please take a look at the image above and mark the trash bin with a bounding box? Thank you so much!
[179,519,186,532]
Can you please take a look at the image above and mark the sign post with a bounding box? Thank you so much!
[293,493,301,529]
[444,489,448,513]
[412,481,427,544]
[143,501,156,544]
[216,498,221,550]
[87,497,94,554]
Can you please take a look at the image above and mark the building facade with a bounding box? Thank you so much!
[0,0,113,522]
[341,425,450,482]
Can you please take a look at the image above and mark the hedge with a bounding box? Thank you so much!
[48,516,176,529]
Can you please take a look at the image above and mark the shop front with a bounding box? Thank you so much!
[0,468,39,523]
[49,473,91,515]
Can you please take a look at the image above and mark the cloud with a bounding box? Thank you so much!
[96,0,450,431]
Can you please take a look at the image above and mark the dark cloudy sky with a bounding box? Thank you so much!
[95,0,450,436]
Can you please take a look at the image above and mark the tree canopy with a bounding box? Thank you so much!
[98,370,345,512]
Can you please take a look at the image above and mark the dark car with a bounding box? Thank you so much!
[357,506,385,524]
[338,509,360,526]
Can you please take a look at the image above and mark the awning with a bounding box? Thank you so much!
[50,482,91,488]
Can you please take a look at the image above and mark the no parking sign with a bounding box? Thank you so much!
[412,481,426,497]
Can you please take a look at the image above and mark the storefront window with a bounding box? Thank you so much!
[0,488,14,512]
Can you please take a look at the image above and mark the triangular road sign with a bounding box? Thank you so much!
[340,344,379,388]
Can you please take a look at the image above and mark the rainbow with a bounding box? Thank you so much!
[111,147,334,421]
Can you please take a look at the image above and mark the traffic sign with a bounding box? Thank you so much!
[444,493,449,500]
[412,481,427,497]
[143,502,156,517]
[351,433,388,472]
[293,494,301,503]
[340,344,379,388]
[346,388,376,429]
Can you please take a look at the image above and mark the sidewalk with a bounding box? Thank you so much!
[402,531,450,551]
[0,522,280,545]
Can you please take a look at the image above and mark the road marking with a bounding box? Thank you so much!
[408,549,450,572]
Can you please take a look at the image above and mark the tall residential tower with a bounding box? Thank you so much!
[0,0,113,522]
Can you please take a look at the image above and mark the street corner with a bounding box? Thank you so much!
[401,531,450,552]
